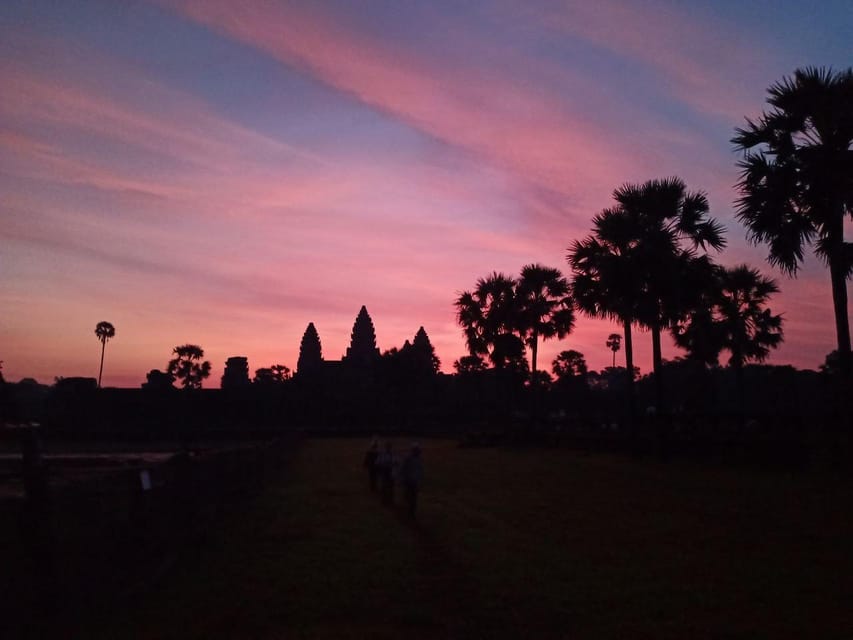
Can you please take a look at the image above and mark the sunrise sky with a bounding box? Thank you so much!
[1,0,851,387]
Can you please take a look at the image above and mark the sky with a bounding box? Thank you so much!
[1,0,851,387]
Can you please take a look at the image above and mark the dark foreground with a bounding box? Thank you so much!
[25,439,853,638]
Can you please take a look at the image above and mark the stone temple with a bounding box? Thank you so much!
[296,306,381,379]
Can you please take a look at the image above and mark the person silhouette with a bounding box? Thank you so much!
[400,443,423,518]
[363,437,379,491]
[376,441,396,504]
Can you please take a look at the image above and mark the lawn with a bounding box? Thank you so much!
[74,438,853,639]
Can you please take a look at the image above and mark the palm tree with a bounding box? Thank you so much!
[733,67,853,376]
[605,333,621,368]
[167,344,212,390]
[716,265,784,370]
[569,207,645,418]
[674,265,783,417]
[516,264,575,377]
[614,178,726,413]
[455,272,525,369]
[94,321,115,388]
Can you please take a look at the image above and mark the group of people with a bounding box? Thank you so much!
[363,438,423,518]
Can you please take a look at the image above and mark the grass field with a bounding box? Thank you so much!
[75,438,853,639]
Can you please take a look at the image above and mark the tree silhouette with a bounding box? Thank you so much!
[254,364,291,385]
[456,272,526,369]
[167,344,211,390]
[94,321,115,388]
[733,67,853,376]
[674,264,784,417]
[615,178,726,413]
[820,350,841,376]
[516,264,575,377]
[453,354,486,374]
[569,208,644,417]
[605,333,621,368]
[716,266,784,371]
[552,350,588,380]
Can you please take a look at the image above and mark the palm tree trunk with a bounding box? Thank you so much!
[623,319,635,418]
[829,248,851,377]
[651,323,664,415]
[612,349,616,369]
[98,339,106,388]
[530,331,539,376]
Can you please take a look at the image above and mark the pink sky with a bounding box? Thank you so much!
[1,0,850,386]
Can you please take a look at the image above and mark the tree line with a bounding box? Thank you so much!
[454,67,852,417]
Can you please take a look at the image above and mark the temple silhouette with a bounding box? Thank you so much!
[297,306,382,384]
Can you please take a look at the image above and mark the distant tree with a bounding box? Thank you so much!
[297,323,323,376]
[142,369,174,391]
[0,360,4,384]
[167,344,211,390]
[733,67,853,376]
[453,354,486,375]
[516,264,575,378]
[605,333,621,368]
[528,370,553,390]
[254,364,291,385]
[820,350,841,376]
[94,321,116,388]
[271,364,291,381]
[552,350,588,380]
[221,356,251,390]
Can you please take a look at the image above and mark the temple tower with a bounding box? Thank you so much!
[343,306,380,368]
[297,322,323,376]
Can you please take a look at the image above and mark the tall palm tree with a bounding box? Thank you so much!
[94,321,115,388]
[455,272,525,369]
[606,333,621,368]
[615,178,726,413]
[569,207,645,417]
[733,67,853,376]
[516,264,575,377]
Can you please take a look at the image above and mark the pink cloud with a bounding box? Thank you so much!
[161,0,644,217]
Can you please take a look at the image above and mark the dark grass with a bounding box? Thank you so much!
[71,439,853,639]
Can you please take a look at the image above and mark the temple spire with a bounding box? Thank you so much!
[297,322,323,375]
[344,306,380,367]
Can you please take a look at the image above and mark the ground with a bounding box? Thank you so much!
[75,438,853,639]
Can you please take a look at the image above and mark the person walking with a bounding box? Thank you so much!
[376,441,396,504]
[363,437,379,491]
[400,443,423,518]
